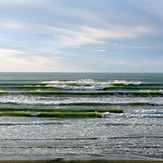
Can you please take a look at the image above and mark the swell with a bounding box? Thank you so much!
[0,107,123,113]
[1,101,163,107]
[0,108,123,118]
[0,80,163,91]
[1,107,162,119]
[0,79,163,118]
[65,102,163,106]
[96,109,163,118]
[0,90,163,97]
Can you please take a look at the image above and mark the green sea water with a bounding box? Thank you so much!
[0,73,163,160]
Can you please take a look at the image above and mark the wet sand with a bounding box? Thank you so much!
[0,160,163,163]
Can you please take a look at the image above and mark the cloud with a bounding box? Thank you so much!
[0,0,40,5]
[89,49,107,52]
[0,0,156,49]
[41,24,151,48]
[0,52,64,72]
[0,48,26,56]
[1,20,27,30]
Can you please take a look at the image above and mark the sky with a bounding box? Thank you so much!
[0,0,163,72]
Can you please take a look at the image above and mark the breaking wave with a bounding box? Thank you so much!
[97,109,163,119]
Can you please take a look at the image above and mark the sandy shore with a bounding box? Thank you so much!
[0,160,163,163]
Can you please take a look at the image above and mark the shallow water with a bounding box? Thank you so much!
[0,73,163,160]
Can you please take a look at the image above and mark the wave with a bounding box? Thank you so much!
[0,79,163,91]
[0,107,162,119]
[42,79,163,87]
[42,79,144,91]
[0,107,123,113]
[66,101,163,106]
[1,94,163,106]
[0,91,6,95]
[0,108,123,118]
[1,90,162,97]
[42,79,108,91]
[42,79,142,85]
[97,109,163,119]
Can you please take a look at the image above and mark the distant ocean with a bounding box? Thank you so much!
[0,72,163,160]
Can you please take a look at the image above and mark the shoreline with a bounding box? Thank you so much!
[0,160,163,163]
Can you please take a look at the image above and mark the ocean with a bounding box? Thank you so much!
[0,72,163,161]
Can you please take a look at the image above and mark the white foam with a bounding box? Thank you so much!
[96,109,163,119]
[96,112,124,118]
[41,79,143,91]
[43,79,109,91]
[109,80,142,85]
[1,95,163,106]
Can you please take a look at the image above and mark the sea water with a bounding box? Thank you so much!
[0,72,162,160]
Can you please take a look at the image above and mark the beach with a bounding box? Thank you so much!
[0,160,163,163]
